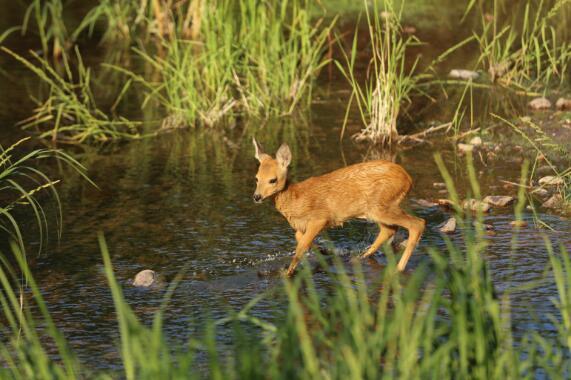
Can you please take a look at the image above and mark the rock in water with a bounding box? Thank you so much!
[555,98,571,110]
[542,194,564,209]
[449,69,479,80]
[539,176,565,186]
[528,97,551,110]
[483,195,515,207]
[133,269,157,287]
[463,199,491,213]
[412,199,437,208]
[439,217,457,233]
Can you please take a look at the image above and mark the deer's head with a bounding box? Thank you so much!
[252,138,291,203]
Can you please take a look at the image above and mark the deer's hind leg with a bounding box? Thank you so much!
[360,223,398,259]
[373,206,425,272]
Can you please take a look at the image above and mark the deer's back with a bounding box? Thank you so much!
[275,160,412,231]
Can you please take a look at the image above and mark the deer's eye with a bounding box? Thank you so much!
[269,178,277,184]
[255,178,258,183]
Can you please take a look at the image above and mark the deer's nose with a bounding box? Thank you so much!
[253,194,262,203]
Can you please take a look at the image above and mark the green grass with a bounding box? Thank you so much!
[21,0,70,58]
[472,0,571,90]
[2,47,142,144]
[0,157,570,378]
[336,0,423,144]
[0,137,91,257]
[113,0,334,128]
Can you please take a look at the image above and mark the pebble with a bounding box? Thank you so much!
[542,194,564,209]
[412,199,437,208]
[133,269,157,287]
[463,199,491,213]
[449,69,479,80]
[483,195,515,207]
[528,97,551,110]
[437,199,456,208]
[538,176,565,186]
[439,217,457,233]
[532,188,549,198]
[555,97,571,110]
[433,182,446,188]
[469,136,482,146]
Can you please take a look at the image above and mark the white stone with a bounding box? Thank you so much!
[133,269,157,287]
[528,97,551,110]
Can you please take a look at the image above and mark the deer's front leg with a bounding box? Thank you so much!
[286,220,326,277]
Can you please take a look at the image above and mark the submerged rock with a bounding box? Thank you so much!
[412,199,437,208]
[463,199,491,213]
[449,69,479,80]
[538,176,565,186]
[133,269,157,287]
[531,187,550,198]
[556,97,571,110]
[528,97,551,110]
[542,194,564,209]
[439,217,457,233]
[483,195,515,207]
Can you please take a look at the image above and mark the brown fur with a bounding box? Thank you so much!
[252,138,425,276]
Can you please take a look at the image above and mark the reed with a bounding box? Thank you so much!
[0,137,91,257]
[21,0,70,58]
[2,47,142,144]
[336,0,423,144]
[114,0,333,128]
[473,0,571,90]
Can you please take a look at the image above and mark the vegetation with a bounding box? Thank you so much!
[337,0,423,144]
[0,158,570,377]
[1,0,571,377]
[22,0,70,58]
[114,0,334,129]
[0,137,90,255]
[2,47,141,143]
[472,0,571,90]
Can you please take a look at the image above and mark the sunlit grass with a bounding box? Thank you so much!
[113,0,334,128]
[337,0,422,144]
[472,0,571,90]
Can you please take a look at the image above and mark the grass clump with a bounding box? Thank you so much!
[116,0,334,129]
[472,0,571,90]
[337,0,423,144]
[2,47,141,144]
[0,137,90,255]
[21,0,71,58]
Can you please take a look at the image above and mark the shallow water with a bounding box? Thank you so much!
[1,0,570,372]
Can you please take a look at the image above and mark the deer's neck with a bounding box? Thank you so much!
[272,180,294,214]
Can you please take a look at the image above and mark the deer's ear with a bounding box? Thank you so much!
[276,143,292,169]
[253,138,265,162]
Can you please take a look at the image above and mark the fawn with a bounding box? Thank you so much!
[252,138,425,277]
